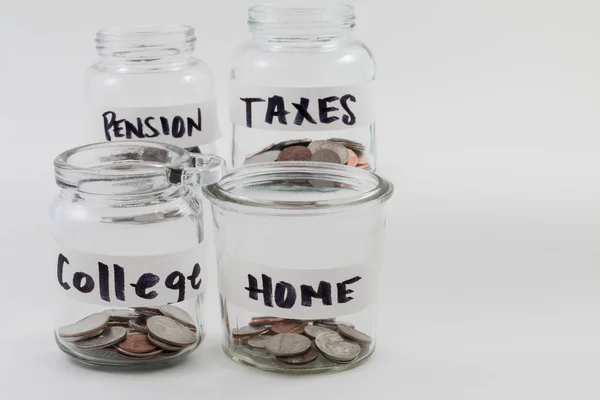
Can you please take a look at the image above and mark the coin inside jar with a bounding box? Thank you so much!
[231,325,269,338]
[103,309,138,322]
[247,336,270,349]
[58,313,110,339]
[117,347,164,359]
[303,324,335,340]
[271,320,308,335]
[345,148,358,167]
[147,316,196,346]
[337,324,373,346]
[315,332,360,363]
[265,333,312,357]
[74,326,127,350]
[158,304,196,329]
[308,140,349,164]
[117,333,157,354]
[147,333,185,352]
[311,149,342,164]
[277,346,318,365]
[129,316,149,333]
[277,146,312,162]
[249,316,284,326]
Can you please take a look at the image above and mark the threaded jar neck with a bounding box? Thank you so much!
[95,25,196,60]
[248,2,355,40]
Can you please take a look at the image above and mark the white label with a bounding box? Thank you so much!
[218,258,378,319]
[229,82,375,131]
[55,245,206,307]
[90,101,222,147]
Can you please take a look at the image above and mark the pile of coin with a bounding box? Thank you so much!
[233,317,372,366]
[244,138,370,169]
[57,304,198,360]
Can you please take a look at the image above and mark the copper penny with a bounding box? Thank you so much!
[271,320,308,334]
[116,333,157,354]
[277,146,312,162]
[356,152,369,166]
[345,148,358,167]
[231,325,269,338]
[250,316,285,326]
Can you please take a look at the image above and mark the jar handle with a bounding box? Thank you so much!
[168,154,225,186]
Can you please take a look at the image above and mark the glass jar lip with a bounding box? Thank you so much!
[96,25,195,41]
[203,162,393,215]
[248,2,356,31]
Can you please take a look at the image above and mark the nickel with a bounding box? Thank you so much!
[58,313,110,339]
[337,324,373,346]
[303,324,335,340]
[158,304,196,329]
[315,332,360,363]
[277,346,318,365]
[265,333,311,357]
[75,326,127,350]
[147,316,196,346]
[311,149,342,164]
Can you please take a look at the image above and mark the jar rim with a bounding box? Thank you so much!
[96,25,195,41]
[248,2,356,32]
[203,162,393,215]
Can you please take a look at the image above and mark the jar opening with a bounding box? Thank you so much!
[248,2,355,36]
[203,162,393,215]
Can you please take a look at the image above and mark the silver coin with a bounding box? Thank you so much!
[58,313,110,338]
[311,149,342,164]
[308,140,349,164]
[129,316,148,333]
[231,325,269,337]
[61,328,104,343]
[247,336,270,349]
[277,346,319,365]
[329,138,366,153]
[304,325,335,340]
[103,309,138,322]
[337,324,373,346]
[158,304,196,329]
[314,320,355,330]
[117,347,164,359]
[147,316,196,346]
[265,333,312,357]
[272,138,312,150]
[245,150,281,164]
[147,334,185,352]
[74,326,127,350]
[315,332,360,363]
[134,307,162,317]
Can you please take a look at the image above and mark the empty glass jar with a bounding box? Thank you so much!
[203,162,393,373]
[86,25,221,153]
[51,141,224,367]
[229,2,377,170]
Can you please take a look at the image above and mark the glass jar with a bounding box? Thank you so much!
[85,25,221,154]
[229,2,377,170]
[203,163,393,374]
[51,141,224,367]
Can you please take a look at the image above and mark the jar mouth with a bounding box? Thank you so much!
[248,2,356,33]
[203,162,393,215]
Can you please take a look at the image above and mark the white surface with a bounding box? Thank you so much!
[1,0,599,399]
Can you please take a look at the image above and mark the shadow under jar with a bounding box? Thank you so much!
[50,141,224,367]
[203,162,393,374]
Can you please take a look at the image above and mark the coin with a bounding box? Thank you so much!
[329,138,366,153]
[337,325,373,346]
[129,316,148,333]
[231,325,269,338]
[271,138,312,150]
[117,347,164,359]
[345,148,358,167]
[308,140,349,164]
[58,313,110,338]
[303,324,335,340]
[74,326,127,350]
[245,143,277,159]
[158,304,196,329]
[271,320,308,334]
[245,150,281,164]
[147,316,196,346]
[134,307,162,317]
[103,309,138,322]
[117,333,157,354]
[249,316,284,326]
[277,146,312,162]
[108,320,130,328]
[247,336,270,349]
[314,320,355,330]
[61,328,104,343]
[315,332,360,363]
[310,149,342,164]
[277,346,318,365]
[356,152,369,166]
[147,334,185,352]
[265,333,311,357]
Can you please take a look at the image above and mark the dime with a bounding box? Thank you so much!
[315,332,360,363]
[134,307,162,317]
[245,150,281,164]
[277,146,312,162]
[271,320,308,335]
[117,333,157,354]
[147,334,185,352]
[311,149,342,164]
[231,325,269,338]
[329,138,366,153]
[74,326,127,350]
[271,138,312,150]
[265,334,311,357]
[303,324,335,340]
[58,313,110,339]
[129,316,148,333]
[337,325,373,346]
[61,328,104,343]
[103,309,138,322]
[147,316,196,346]
[117,347,164,359]
[247,336,270,349]
[345,149,358,167]
[249,316,284,326]
[308,140,349,164]
[277,346,318,365]
[158,304,196,329]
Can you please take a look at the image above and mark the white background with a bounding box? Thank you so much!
[1,0,599,399]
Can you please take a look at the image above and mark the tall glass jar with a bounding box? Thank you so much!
[229,3,377,170]
[203,163,393,374]
[85,26,221,154]
[51,141,224,367]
